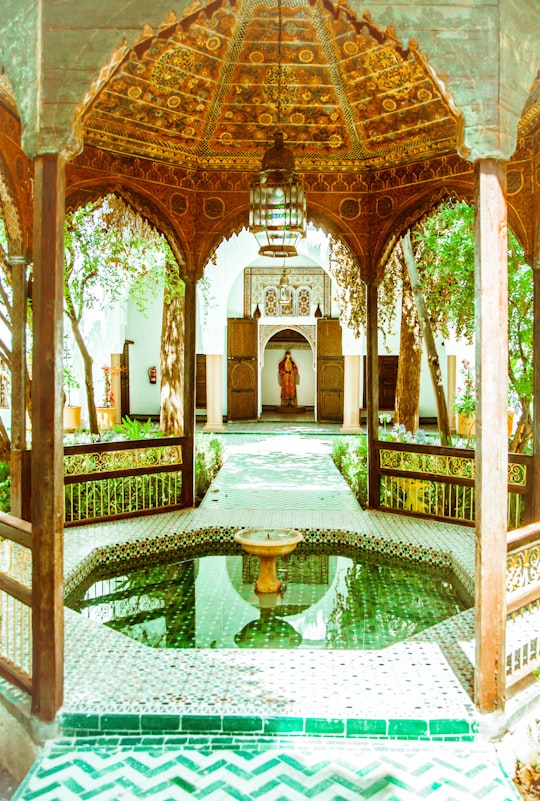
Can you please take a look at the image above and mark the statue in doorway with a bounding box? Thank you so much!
[278,350,299,407]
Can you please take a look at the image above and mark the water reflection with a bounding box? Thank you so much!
[65,549,468,651]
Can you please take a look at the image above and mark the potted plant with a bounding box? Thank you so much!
[453,360,476,438]
[63,344,82,430]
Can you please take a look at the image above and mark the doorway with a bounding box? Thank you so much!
[261,329,315,420]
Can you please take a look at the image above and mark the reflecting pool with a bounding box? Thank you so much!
[65,547,469,650]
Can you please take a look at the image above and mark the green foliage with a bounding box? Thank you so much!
[415,200,534,449]
[0,213,7,251]
[194,432,224,505]
[113,416,161,440]
[65,471,183,523]
[413,200,475,342]
[64,195,169,323]
[331,436,368,508]
[0,460,10,512]
[63,336,80,404]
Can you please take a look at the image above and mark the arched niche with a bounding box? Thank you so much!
[259,326,316,411]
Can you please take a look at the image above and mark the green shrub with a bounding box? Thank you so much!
[0,460,10,512]
[113,416,162,440]
[195,432,224,505]
[332,436,367,508]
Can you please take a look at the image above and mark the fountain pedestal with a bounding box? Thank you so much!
[234,527,304,593]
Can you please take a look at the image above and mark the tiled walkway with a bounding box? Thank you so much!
[9,422,522,799]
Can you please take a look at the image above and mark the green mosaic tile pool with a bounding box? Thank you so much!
[65,547,468,652]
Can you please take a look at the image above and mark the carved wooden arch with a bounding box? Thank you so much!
[307,204,366,269]
[197,197,366,296]
[374,184,475,282]
[0,150,23,255]
[195,203,249,273]
[374,183,534,279]
[259,323,317,369]
[506,199,533,261]
[65,180,188,275]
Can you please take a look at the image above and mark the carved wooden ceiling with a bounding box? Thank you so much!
[79,0,462,172]
[1,0,539,174]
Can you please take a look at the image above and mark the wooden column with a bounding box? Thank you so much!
[474,158,508,712]
[31,154,65,720]
[183,277,197,507]
[532,259,540,521]
[203,354,226,432]
[366,281,380,509]
[9,255,28,520]
[341,354,361,433]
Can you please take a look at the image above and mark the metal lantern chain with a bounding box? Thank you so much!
[248,0,307,259]
[277,0,282,127]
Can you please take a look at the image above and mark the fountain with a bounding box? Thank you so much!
[234,527,303,593]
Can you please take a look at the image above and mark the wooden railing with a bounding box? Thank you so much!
[374,440,533,529]
[506,522,540,688]
[0,512,33,695]
[63,436,193,526]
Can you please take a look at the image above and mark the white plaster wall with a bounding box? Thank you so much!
[261,346,315,408]
[124,279,164,416]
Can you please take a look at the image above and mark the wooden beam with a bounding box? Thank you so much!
[31,154,65,721]
[0,512,32,548]
[473,158,508,712]
[366,281,380,509]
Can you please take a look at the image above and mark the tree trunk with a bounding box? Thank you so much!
[510,404,533,453]
[401,230,453,445]
[394,271,422,434]
[69,315,98,434]
[160,292,184,435]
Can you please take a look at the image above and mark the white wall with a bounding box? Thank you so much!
[124,280,164,416]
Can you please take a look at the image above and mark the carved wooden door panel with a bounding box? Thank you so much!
[362,355,398,410]
[227,319,258,420]
[317,318,343,422]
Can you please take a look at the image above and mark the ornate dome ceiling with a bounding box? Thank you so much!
[1,0,538,174]
[81,0,459,172]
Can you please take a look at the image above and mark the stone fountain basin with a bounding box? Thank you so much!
[234,527,303,557]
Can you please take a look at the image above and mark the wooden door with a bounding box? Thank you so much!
[317,319,343,422]
[227,319,258,420]
[196,354,207,409]
[362,355,398,410]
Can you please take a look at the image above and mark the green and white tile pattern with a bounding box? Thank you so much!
[14,737,521,800]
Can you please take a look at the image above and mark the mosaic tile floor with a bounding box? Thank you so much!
[4,424,525,799]
[14,737,521,800]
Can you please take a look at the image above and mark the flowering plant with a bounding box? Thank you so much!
[100,364,126,408]
[100,365,115,408]
[453,360,476,416]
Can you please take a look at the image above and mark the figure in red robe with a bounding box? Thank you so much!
[278,350,299,406]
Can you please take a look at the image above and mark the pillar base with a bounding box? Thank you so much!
[202,424,227,433]
[340,425,362,434]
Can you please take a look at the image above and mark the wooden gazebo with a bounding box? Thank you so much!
[0,0,539,719]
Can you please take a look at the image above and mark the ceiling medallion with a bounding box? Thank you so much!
[152,47,194,89]
[249,0,306,258]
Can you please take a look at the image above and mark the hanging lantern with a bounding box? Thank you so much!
[249,0,306,258]
[249,132,306,258]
